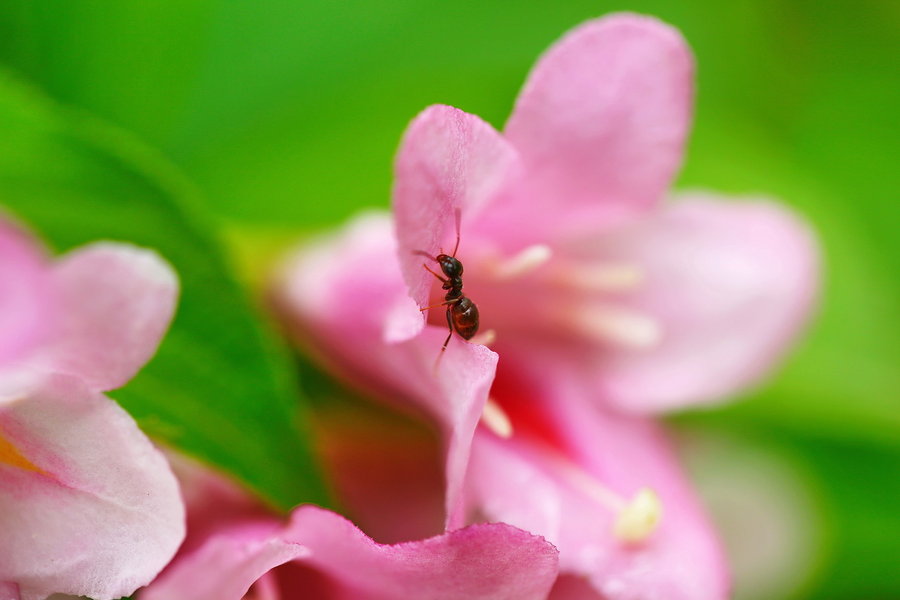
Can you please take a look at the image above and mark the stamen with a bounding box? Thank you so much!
[489,244,552,280]
[469,329,497,347]
[543,450,663,544]
[480,398,513,439]
[550,263,643,292]
[613,488,662,544]
[564,305,661,349]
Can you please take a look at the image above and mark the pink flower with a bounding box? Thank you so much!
[142,457,559,600]
[275,12,818,599]
[391,15,818,416]
[0,217,185,600]
[278,213,728,598]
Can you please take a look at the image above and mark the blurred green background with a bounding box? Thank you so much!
[0,1,896,598]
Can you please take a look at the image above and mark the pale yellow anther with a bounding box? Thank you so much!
[490,245,552,280]
[614,487,662,544]
[566,305,661,349]
[480,398,513,439]
[553,263,643,292]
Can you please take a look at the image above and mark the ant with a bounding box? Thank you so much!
[413,210,480,355]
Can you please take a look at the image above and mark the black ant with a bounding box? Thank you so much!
[413,211,480,354]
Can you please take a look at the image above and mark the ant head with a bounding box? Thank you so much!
[436,254,463,278]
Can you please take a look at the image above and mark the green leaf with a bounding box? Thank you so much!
[0,70,328,510]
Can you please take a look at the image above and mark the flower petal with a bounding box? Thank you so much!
[146,506,560,600]
[0,374,185,600]
[586,195,819,413]
[465,372,729,600]
[392,104,521,323]
[141,522,307,600]
[505,14,693,222]
[0,582,19,600]
[276,213,498,528]
[30,242,178,392]
[0,218,52,367]
[284,506,559,600]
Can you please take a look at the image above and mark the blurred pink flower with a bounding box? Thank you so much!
[143,457,559,600]
[0,217,185,600]
[275,12,818,600]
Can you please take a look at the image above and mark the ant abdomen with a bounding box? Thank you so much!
[450,297,479,340]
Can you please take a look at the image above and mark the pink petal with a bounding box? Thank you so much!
[286,506,559,600]
[0,218,53,367]
[146,506,559,600]
[29,242,178,392]
[0,582,19,600]
[141,522,307,600]
[504,14,693,224]
[585,195,820,413]
[276,214,497,529]
[392,104,521,328]
[464,369,729,600]
[0,374,185,600]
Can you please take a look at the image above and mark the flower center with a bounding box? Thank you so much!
[0,431,43,474]
[480,244,660,349]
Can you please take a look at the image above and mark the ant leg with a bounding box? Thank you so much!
[422,263,448,283]
[441,330,453,353]
[419,298,460,313]
[433,310,455,371]
[442,308,454,353]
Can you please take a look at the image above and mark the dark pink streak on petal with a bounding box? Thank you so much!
[0,582,19,600]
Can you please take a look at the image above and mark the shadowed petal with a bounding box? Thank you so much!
[0,374,184,600]
[504,14,693,226]
[145,506,559,600]
[141,522,307,600]
[276,213,497,528]
[392,105,520,328]
[0,582,19,600]
[586,195,820,413]
[30,243,178,392]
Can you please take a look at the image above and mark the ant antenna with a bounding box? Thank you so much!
[451,208,461,257]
